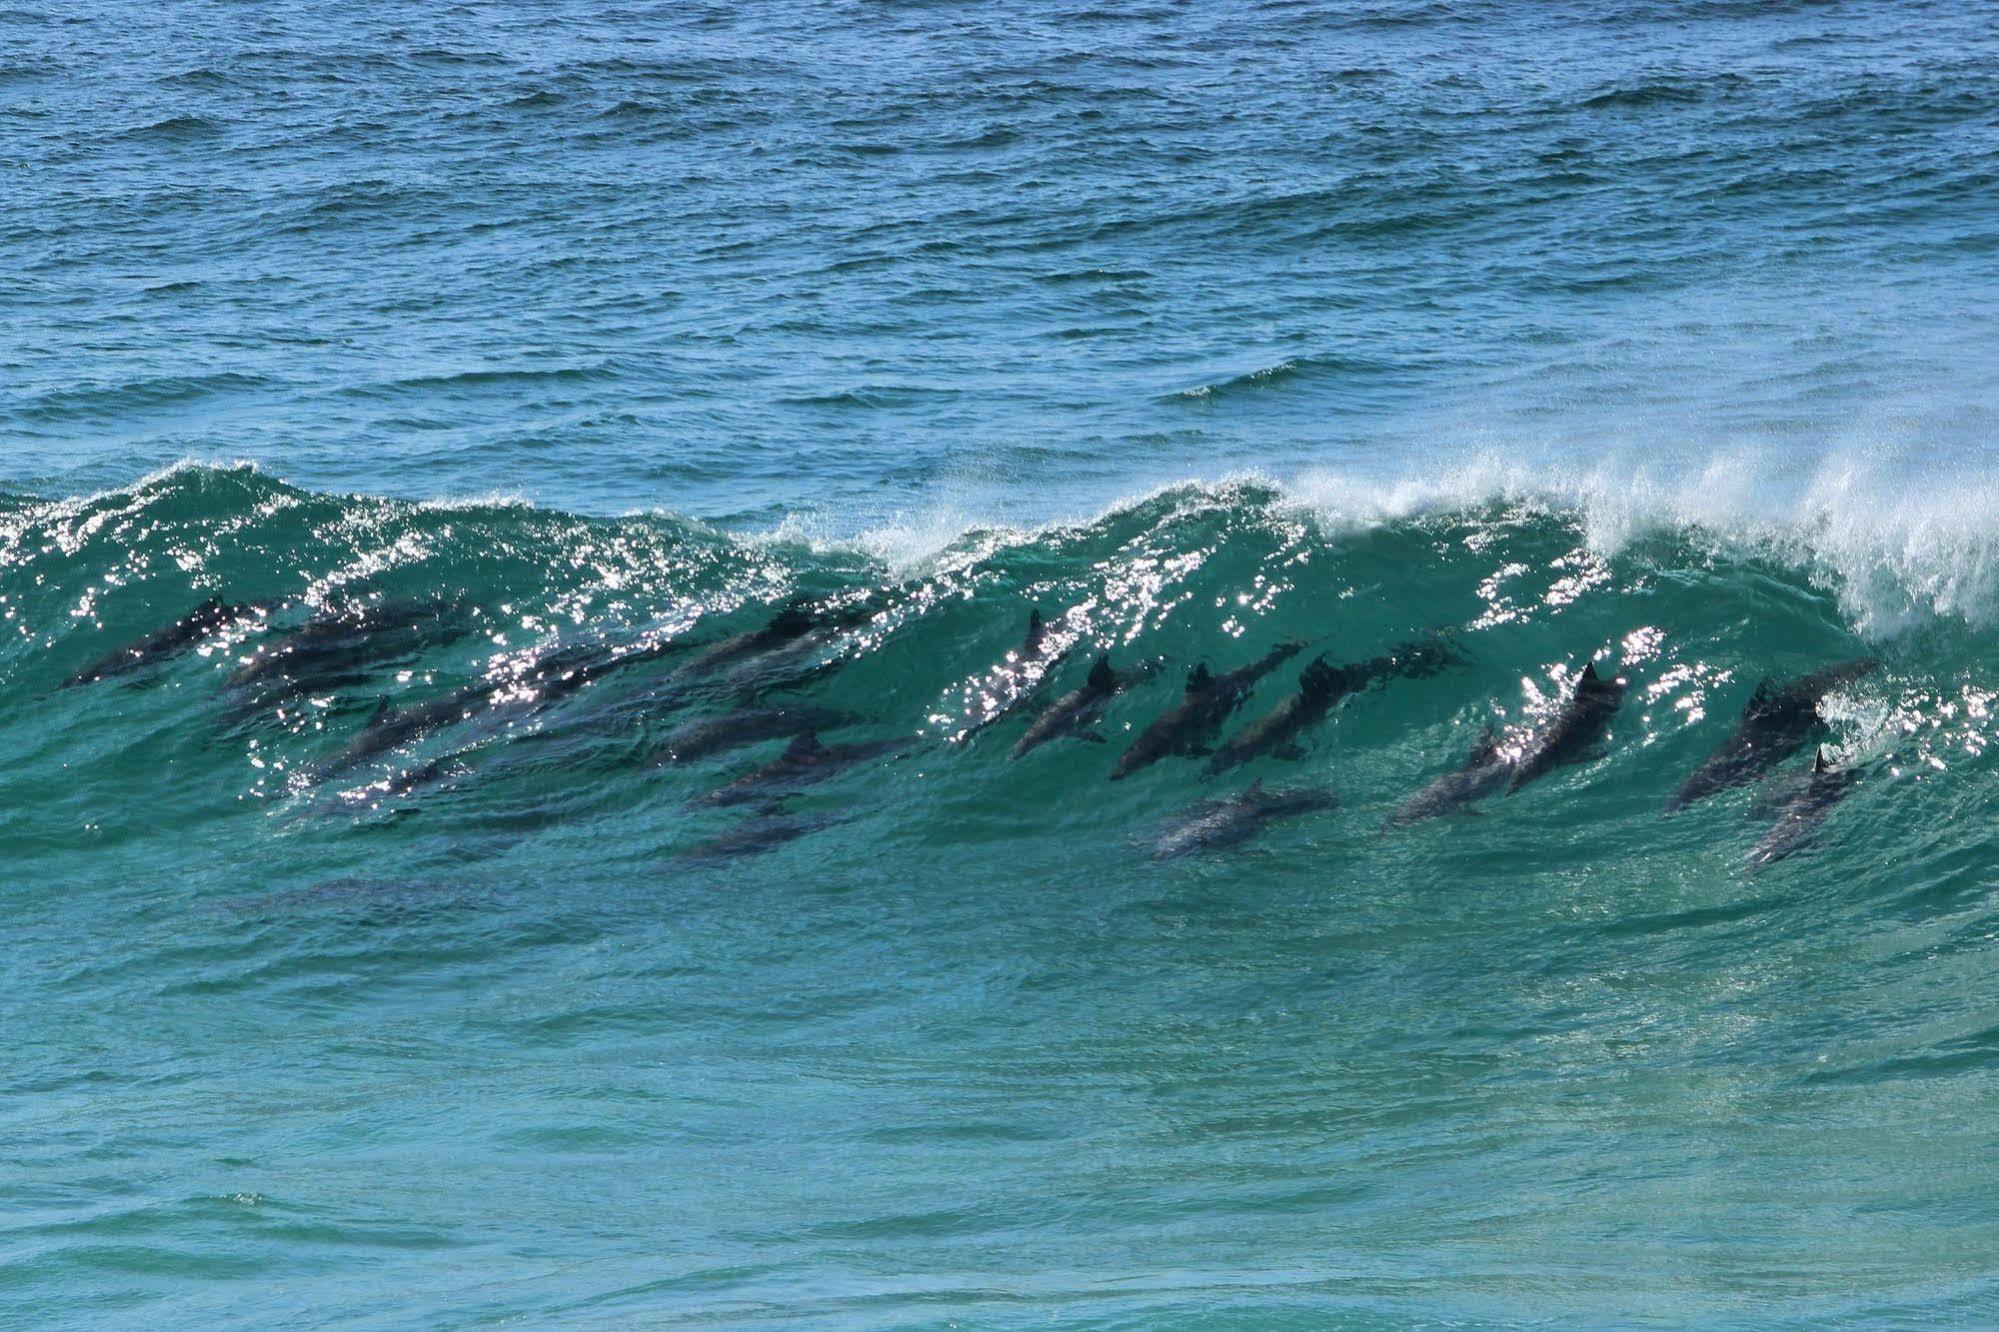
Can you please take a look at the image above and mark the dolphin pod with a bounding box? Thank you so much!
[65,584,1881,867]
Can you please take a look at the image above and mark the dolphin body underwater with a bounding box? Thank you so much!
[64,597,266,687]
[952,610,1062,742]
[1665,660,1877,812]
[1747,747,1860,870]
[653,705,856,765]
[678,808,841,862]
[1151,781,1340,859]
[693,732,906,808]
[1386,726,1513,827]
[227,597,475,701]
[1011,654,1155,758]
[1207,641,1454,773]
[1110,642,1303,781]
[1506,660,1627,794]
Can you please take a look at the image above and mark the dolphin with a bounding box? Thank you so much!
[676,599,822,679]
[1012,654,1155,758]
[693,731,906,808]
[679,808,839,862]
[949,609,1067,742]
[1151,780,1340,859]
[1666,660,1877,812]
[229,597,473,696]
[1208,640,1455,773]
[64,596,265,686]
[654,704,856,765]
[1748,747,1860,870]
[1110,642,1302,780]
[313,683,499,780]
[1506,660,1627,794]
[675,596,877,697]
[1386,726,1513,827]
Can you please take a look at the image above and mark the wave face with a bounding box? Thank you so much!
[11,465,1999,1324]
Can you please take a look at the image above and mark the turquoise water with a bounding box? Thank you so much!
[9,2,1999,1327]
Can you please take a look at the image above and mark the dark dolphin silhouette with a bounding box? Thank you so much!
[678,808,840,862]
[1666,660,1877,812]
[951,609,1069,743]
[693,731,906,808]
[1111,642,1302,780]
[1151,780,1340,859]
[1012,654,1157,758]
[64,596,265,686]
[654,705,856,765]
[1748,747,1860,870]
[1507,660,1627,794]
[1387,726,1513,827]
[1209,640,1454,773]
[228,597,474,699]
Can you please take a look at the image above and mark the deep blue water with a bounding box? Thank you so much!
[9,1,1999,1326]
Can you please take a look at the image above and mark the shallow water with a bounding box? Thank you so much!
[8,1,1999,1326]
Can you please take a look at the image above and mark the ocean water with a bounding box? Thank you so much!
[8,1,1999,1326]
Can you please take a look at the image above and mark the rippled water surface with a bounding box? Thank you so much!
[8,1,1999,1326]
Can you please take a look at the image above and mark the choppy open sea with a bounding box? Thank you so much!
[9,1,1999,1326]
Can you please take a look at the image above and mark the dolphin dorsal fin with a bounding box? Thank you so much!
[1087,654,1115,691]
[1581,660,1599,682]
[1245,779,1265,801]
[768,600,813,635]
[785,731,822,758]
[1187,663,1214,692]
[1814,746,1829,773]
[1299,654,1338,697]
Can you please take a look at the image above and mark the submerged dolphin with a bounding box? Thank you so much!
[65,596,264,686]
[1506,660,1627,794]
[654,704,855,765]
[679,808,839,862]
[1110,642,1302,780]
[676,596,877,700]
[1151,780,1340,859]
[951,609,1066,742]
[229,597,474,698]
[1387,727,1513,827]
[1666,660,1877,812]
[693,731,905,808]
[1748,747,1860,870]
[1012,654,1155,758]
[1208,640,1454,773]
[314,683,505,782]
